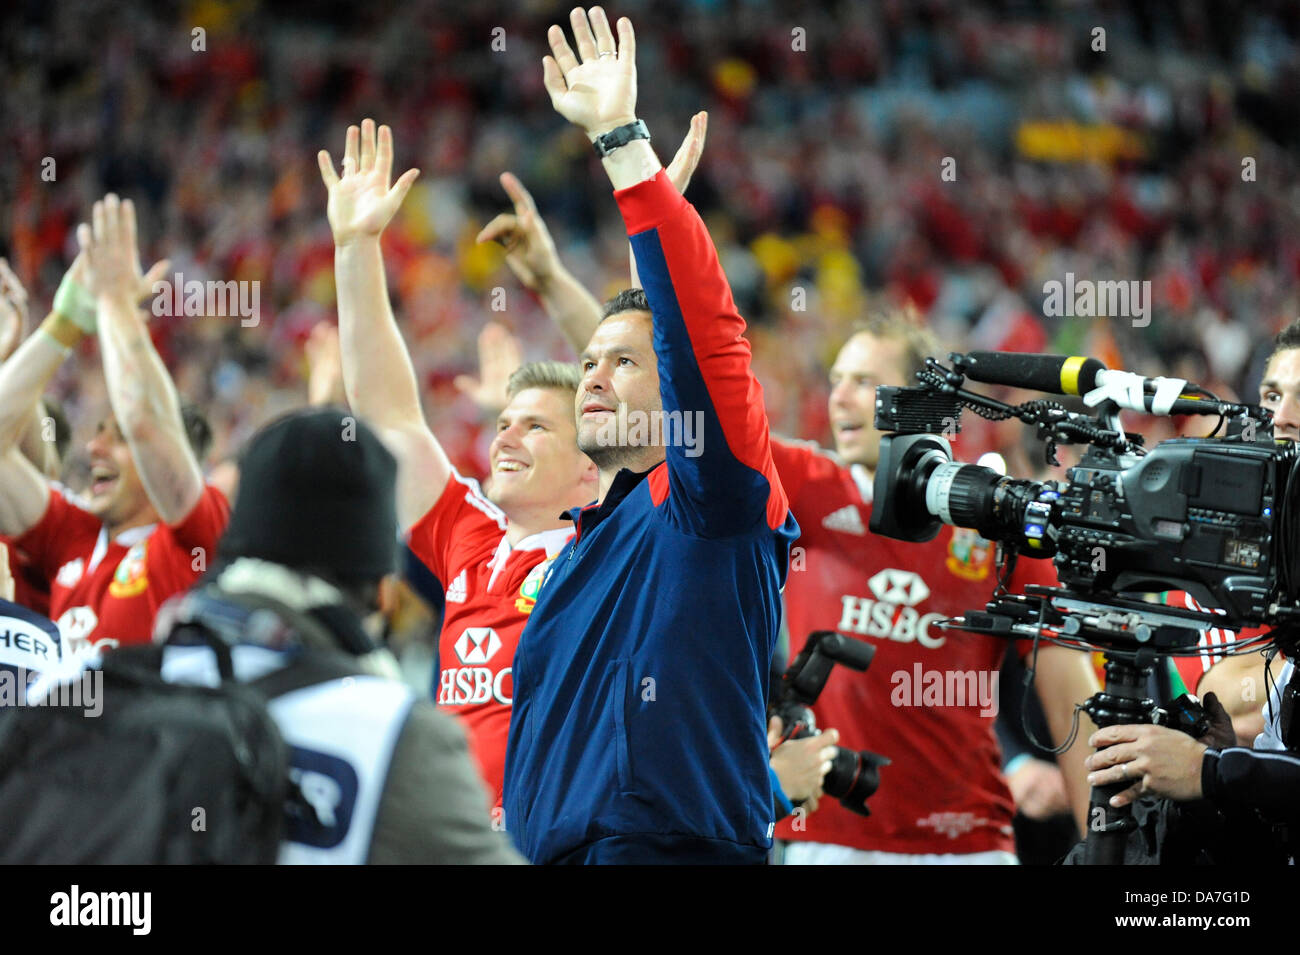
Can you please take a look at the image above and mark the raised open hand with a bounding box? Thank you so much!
[454,322,524,414]
[542,7,638,138]
[318,118,420,246]
[75,195,170,306]
[666,111,708,194]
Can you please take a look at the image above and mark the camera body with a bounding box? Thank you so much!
[872,382,1299,633]
[771,631,889,817]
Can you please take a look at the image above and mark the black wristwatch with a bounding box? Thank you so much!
[592,119,650,158]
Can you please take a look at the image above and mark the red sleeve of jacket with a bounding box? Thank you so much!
[614,170,789,538]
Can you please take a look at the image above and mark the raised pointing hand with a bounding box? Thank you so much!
[475,173,561,292]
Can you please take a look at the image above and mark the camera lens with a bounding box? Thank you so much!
[823,748,888,818]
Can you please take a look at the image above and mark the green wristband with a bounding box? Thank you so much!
[52,272,97,334]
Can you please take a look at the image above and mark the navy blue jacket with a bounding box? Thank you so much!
[502,171,798,864]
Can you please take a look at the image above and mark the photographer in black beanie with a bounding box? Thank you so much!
[159,407,524,864]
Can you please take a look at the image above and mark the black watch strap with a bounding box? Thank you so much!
[592,119,650,158]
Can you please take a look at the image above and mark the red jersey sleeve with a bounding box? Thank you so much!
[406,471,509,584]
[1164,590,1266,693]
[615,170,790,538]
[13,485,102,585]
[769,438,818,509]
[148,484,230,590]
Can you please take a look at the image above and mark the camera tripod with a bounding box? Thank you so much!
[1078,648,1161,865]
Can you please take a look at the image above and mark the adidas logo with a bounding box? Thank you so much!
[446,569,468,604]
[821,505,865,535]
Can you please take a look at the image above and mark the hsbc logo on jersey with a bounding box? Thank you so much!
[836,569,946,648]
[454,627,502,665]
[439,627,511,706]
[867,569,930,605]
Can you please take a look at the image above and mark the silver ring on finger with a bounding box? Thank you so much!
[598,50,615,58]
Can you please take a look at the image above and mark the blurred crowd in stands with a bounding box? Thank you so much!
[3,0,1299,490]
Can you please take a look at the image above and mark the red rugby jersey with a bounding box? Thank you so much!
[1163,589,1267,694]
[772,439,1059,856]
[407,471,573,809]
[14,483,229,656]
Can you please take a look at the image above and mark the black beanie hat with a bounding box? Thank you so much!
[218,407,399,583]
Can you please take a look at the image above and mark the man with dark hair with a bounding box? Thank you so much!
[600,287,648,319]
[1259,318,1300,442]
[1164,318,1300,745]
[498,8,798,864]
[481,114,1098,862]
[0,197,228,655]
[319,119,598,807]
[1071,323,1300,864]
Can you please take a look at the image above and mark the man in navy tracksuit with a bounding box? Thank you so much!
[502,7,798,864]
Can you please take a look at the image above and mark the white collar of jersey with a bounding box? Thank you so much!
[485,526,574,591]
[87,521,159,574]
[849,463,874,504]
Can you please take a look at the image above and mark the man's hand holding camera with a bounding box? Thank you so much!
[1084,691,1236,807]
[768,716,838,813]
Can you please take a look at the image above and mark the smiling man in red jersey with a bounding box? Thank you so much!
[320,119,598,807]
[0,198,228,657]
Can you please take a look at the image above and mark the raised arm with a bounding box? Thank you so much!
[477,117,707,357]
[545,8,788,537]
[319,119,450,531]
[0,252,113,534]
[0,260,59,478]
[304,322,347,408]
[78,195,202,526]
[1033,643,1101,836]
